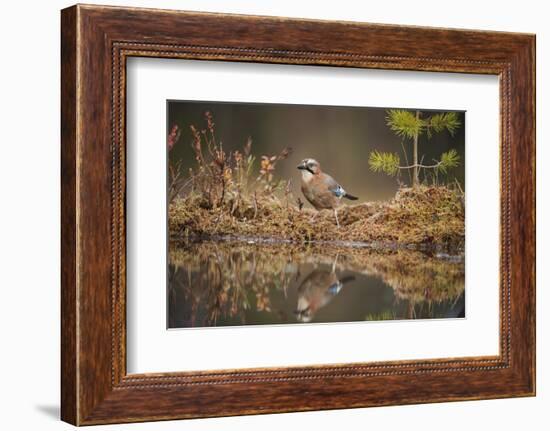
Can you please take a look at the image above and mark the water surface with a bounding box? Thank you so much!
[168,241,465,328]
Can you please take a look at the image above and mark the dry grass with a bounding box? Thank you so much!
[169,185,464,250]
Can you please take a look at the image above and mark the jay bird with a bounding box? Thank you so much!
[297,158,358,227]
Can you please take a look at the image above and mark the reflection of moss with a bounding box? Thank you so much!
[170,241,464,324]
[170,185,464,250]
[356,248,465,304]
[365,310,396,321]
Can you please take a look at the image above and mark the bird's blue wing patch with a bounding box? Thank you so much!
[322,174,346,197]
[332,185,346,197]
[328,282,343,295]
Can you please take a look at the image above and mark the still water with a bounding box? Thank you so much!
[168,241,465,329]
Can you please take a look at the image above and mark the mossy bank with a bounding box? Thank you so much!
[169,185,464,251]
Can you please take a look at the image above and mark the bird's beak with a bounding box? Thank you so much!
[297,163,305,170]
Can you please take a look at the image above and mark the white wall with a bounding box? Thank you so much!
[0,1,546,430]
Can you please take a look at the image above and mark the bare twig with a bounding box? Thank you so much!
[399,139,412,184]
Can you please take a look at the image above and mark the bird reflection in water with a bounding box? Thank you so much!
[295,256,355,323]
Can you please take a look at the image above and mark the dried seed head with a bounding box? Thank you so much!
[167,124,180,150]
[189,125,202,160]
[213,149,226,169]
[260,156,275,174]
[205,111,215,131]
[279,147,292,160]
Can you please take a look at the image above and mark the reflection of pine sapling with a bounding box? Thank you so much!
[369,109,461,188]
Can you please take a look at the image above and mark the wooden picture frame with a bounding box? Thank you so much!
[61,4,535,425]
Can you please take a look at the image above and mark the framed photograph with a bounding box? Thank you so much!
[61,4,535,425]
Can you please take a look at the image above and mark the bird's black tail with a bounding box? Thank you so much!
[340,275,356,284]
[344,193,358,200]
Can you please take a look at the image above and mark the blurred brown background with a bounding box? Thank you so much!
[168,100,465,203]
